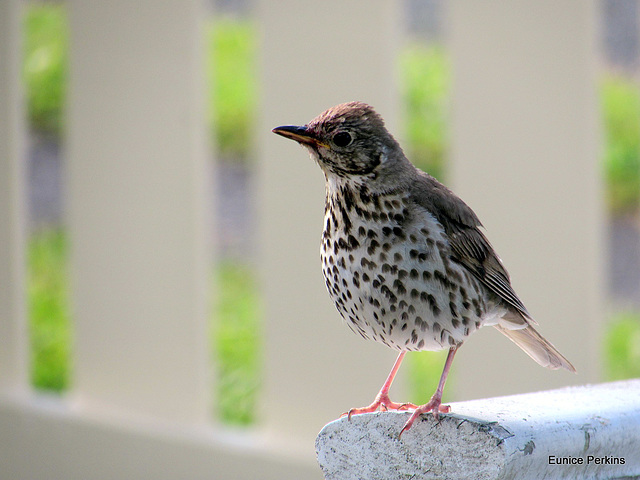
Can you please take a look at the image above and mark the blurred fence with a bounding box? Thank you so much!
[1,1,602,478]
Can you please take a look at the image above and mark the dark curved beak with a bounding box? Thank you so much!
[272,125,323,147]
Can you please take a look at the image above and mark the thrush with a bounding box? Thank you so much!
[272,101,576,436]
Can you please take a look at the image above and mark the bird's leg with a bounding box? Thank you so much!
[344,351,417,419]
[398,345,458,437]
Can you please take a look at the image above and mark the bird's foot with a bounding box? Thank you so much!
[343,392,417,420]
[398,395,450,438]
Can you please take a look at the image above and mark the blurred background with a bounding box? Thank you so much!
[2,0,639,478]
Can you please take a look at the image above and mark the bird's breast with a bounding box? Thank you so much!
[320,188,489,351]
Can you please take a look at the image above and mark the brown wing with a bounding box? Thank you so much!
[411,171,532,320]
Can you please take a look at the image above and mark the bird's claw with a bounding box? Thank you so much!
[398,397,450,438]
[344,395,418,421]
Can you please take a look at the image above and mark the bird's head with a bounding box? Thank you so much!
[273,102,406,184]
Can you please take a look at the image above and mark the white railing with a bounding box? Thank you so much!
[0,1,607,478]
[317,379,640,479]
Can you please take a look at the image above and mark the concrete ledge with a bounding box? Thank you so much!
[316,380,640,480]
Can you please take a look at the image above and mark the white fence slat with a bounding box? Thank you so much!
[67,0,211,423]
[449,0,603,399]
[0,0,28,392]
[257,0,403,445]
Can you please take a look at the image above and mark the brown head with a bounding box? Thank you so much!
[273,102,411,186]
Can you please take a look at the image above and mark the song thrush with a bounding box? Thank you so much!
[273,101,576,436]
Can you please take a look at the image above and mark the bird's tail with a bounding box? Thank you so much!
[494,324,576,373]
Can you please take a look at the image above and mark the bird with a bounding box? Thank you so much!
[272,101,576,436]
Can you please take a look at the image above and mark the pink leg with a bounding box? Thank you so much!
[344,351,417,419]
[399,346,458,437]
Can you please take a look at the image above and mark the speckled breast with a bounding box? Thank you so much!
[320,187,490,352]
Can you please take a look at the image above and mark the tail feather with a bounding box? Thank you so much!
[494,324,577,373]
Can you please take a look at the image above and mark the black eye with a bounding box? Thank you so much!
[332,131,352,147]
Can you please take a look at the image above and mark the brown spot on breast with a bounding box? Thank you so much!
[393,279,406,295]
[380,284,394,300]
[347,235,360,249]
[367,239,380,255]
[393,227,405,240]
[428,295,441,316]
[472,299,482,317]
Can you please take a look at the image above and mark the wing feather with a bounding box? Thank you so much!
[411,172,532,321]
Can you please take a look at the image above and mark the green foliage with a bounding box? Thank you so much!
[23,7,257,160]
[605,311,640,381]
[28,229,72,392]
[206,19,257,161]
[27,229,262,425]
[406,350,449,405]
[23,3,67,135]
[601,75,640,214]
[212,261,261,425]
[401,45,452,404]
[400,44,449,180]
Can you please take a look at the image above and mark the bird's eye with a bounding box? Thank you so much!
[332,131,352,147]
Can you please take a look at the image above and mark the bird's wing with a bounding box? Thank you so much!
[411,172,532,322]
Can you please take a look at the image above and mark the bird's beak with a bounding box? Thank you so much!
[272,125,325,147]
